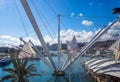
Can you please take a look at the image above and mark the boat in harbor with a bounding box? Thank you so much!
[0,58,11,66]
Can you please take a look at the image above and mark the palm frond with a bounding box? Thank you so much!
[11,59,19,70]
[2,58,41,81]
[1,75,16,81]
[3,68,17,74]
[22,59,28,69]
[10,78,17,82]
[24,78,29,82]
[28,68,37,73]
[16,59,22,70]
[27,72,42,77]
[26,64,36,72]
[30,73,42,76]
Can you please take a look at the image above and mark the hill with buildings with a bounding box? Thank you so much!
[0,40,116,54]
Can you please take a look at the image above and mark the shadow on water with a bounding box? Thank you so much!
[47,76,69,82]
[46,72,95,82]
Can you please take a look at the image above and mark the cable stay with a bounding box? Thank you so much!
[19,0,120,76]
[13,0,29,38]
[19,38,53,69]
[62,17,120,71]
[30,0,56,44]
[61,26,105,70]
[62,15,116,19]
[44,0,69,30]
[44,0,57,15]
[21,0,57,71]
[30,0,57,34]
[29,40,54,70]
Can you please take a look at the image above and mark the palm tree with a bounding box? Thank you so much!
[1,58,41,82]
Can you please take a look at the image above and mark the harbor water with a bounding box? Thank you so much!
[0,56,95,82]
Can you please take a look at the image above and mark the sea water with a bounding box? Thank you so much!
[0,56,95,82]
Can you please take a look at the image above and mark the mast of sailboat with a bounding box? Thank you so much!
[20,0,56,71]
[57,15,61,71]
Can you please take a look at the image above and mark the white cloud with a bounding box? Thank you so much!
[60,29,94,43]
[82,20,93,26]
[0,35,20,46]
[60,28,120,43]
[109,21,120,29]
[1,21,120,47]
[19,29,95,45]
[22,27,120,45]
[44,35,57,45]
[108,22,112,26]
[71,12,75,17]
[24,37,40,45]
[79,13,83,16]
[0,35,41,46]
[100,29,120,40]
[0,35,18,41]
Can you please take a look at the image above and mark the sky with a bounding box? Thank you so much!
[0,0,120,46]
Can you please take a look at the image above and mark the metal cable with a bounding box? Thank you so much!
[62,15,116,19]
[13,0,28,37]
[44,0,69,31]
[30,0,56,44]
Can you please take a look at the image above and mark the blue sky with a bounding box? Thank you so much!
[0,0,120,46]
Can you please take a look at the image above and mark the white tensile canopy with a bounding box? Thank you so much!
[86,58,120,78]
[97,64,120,78]
[109,38,120,61]
[109,38,120,51]
[18,43,39,59]
[67,36,79,61]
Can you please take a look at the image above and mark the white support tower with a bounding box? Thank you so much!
[57,15,61,71]
[20,0,56,71]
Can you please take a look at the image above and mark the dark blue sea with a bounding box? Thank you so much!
[0,56,95,82]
